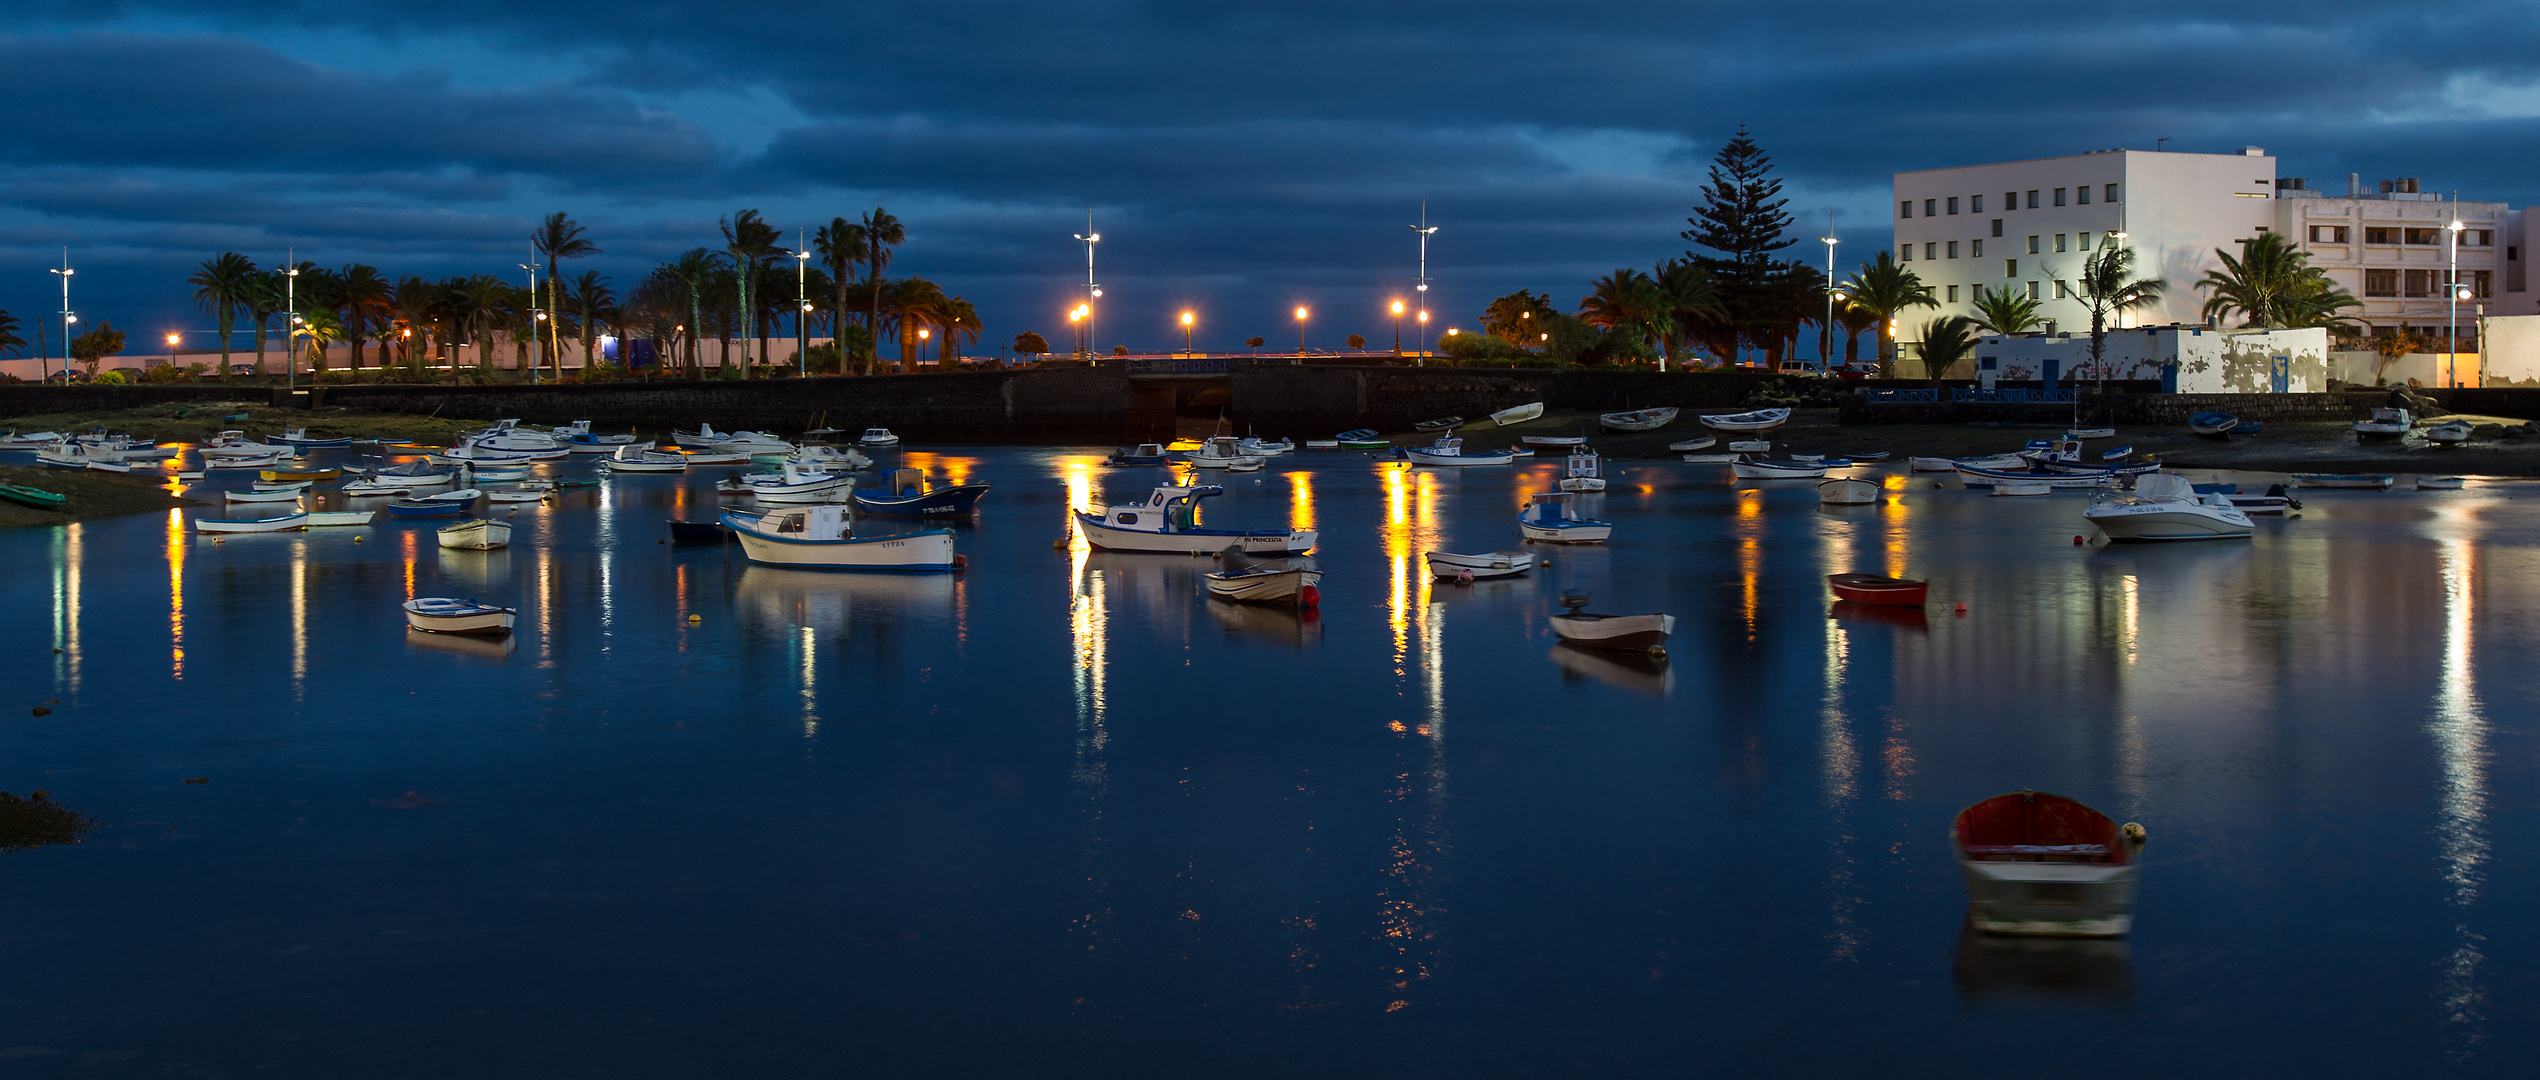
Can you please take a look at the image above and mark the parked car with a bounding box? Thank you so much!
[1777,360,1825,376]
[230,363,257,376]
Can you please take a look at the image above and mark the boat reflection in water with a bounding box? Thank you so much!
[1550,643,1673,696]
[1206,596,1322,647]
[734,565,959,635]
[1829,600,1929,632]
[1951,917,2134,1008]
[404,628,519,662]
[437,546,515,592]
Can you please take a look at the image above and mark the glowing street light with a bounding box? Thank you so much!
[1294,306,1309,353]
[47,252,71,382]
[796,234,812,376]
[1390,299,1405,356]
[1416,309,1430,364]
[1180,310,1195,356]
[166,332,181,347]
[1074,213,1102,357]
[2448,208,2467,387]
[1821,213,1838,369]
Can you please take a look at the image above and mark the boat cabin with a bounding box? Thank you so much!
[883,468,930,496]
[862,427,896,440]
[1520,491,1583,524]
[1565,448,1601,478]
[1101,486,1220,533]
[759,505,853,542]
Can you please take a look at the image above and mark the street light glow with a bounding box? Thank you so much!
[166,333,181,345]
[1180,311,1193,326]
[1390,300,1405,315]
[1295,307,1308,320]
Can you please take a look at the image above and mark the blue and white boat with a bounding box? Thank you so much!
[721,506,958,572]
[1402,435,1515,467]
[2099,445,2135,461]
[720,463,855,504]
[264,426,353,449]
[851,468,992,516]
[554,420,644,453]
[1104,443,1174,467]
[2187,412,2239,438]
[1075,485,1316,555]
[1956,464,2119,488]
[1517,491,1612,543]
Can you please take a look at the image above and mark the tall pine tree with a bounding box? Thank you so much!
[1681,124,1797,364]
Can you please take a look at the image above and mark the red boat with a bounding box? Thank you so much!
[1951,790,2146,937]
[1827,573,1928,606]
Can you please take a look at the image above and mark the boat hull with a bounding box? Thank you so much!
[1558,477,1606,492]
[2083,504,2253,541]
[303,511,374,527]
[1519,521,1611,544]
[1550,612,1674,654]
[1734,461,1827,479]
[1403,449,1514,466]
[2293,474,2394,489]
[1818,479,1879,504]
[385,500,469,518]
[437,519,513,550]
[195,513,307,533]
[850,483,991,516]
[603,458,688,473]
[1075,513,1314,555]
[1828,574,1928,606]
[1425,550,1533,579]
[1204,566,1322,606]
[404,603,516,637]
[726,520,957,571]
[1489,403,1544,426]
[1699,408,1791,433]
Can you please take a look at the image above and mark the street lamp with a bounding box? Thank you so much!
[796,236,811,376]
[280,254,300,390]
[1821,215,1838,368]
[1074,213,1101,358]
[1294,306,1308,354]
[1180,310,1194,356]
[2447,208,2466,388]
[47,250,72,382]
[1390,300,1405,356]
[1416,310,1430,365]
[520,254,542,381]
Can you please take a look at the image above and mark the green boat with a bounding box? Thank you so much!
[0,483,67,509]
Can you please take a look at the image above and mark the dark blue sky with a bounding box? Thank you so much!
[4,2,2536,355]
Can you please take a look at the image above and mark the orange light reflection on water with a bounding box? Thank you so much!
[902,451,981,488]
[1287,470,1316,533]
[1736,492,1762,639]
[165,508,185,680]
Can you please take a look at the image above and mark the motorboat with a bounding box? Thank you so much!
[1185,436,1266,470]
[2419,476,2466,490]
[2292,473,2394,490]
[1203,548,1322,607]
[195,511,307,533]
[2354,406,2413,442]
[378,461,457,481]
[1668,436,1716,452]
[1105,443,1174,466]
[858,427,902,447]
[403,597,517,637]
[198,431,276,459]
[1425,550,1534,581]
[1549,591,1673,655]
[456,419,564,453]
[851,468,992,516]
[2425,420,2473,446]
[1403,435,1515,467]
[721,505,959,571]
[1075,485,1316,555]
[35,442,116,470]
[602,446,690,473]
[225,487,304,504]
[2083,474,2253,541]
[1991,482,2053,497]
[1952,790,2146,937]
[437,517,513,550]
[1733,459,1828,479]
[82,458,134,474]
[1827,573,1928,606]
[0,430,65,450]
[721,463,854,502]
[264,426,353,449]
[303,510,376,527]
[554,421,644,453]
[1558,448,1606,492]
[1489,402,1544,427]
[1517,491,1611,543]
[1818,478,1879,505]
[2186,411,2239,438]
[1226,457,1263,473]
[2192,483,2302,514]
[1236,436,1296,456]
[428,442,559,466]
[1524,434,1587,447]
[421,487,483,504]
[1599,407,1678,432]
[1957,465,2115,488]
[1413,416,1464,432]
[1698,407,1791,433]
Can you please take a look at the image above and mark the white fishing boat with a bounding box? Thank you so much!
[603,446,690,473]
[1727,440,1771,453]
[858,427,902,447]
[423,488,484,504]
[304,510,375,527]
[1403,435,1515,467]
[1236,436,1296,456]
[1992,482,2054,497]
[1489,402,1545,427]
[1549,591,1673,654]
[35,442,114,469]
[249,478,314,492]
[403,597,517,637]
[437,517,513,550]
[1599,406,1678,432]
[1425,550,1534,580]
[1185,436,1266,470]
[721,505,959,571]
[2083,474,2252,541]
[1518,491,1611,543]
[1076,485,1317,555]
[1818,478,1879,504]
[2425,420,2473,446]
[198,431,276,459]
[2419,476,2467,490]
[1668,436,1716,452]
[1953,790,2146,937]
[1203,550,1322,607]
[2354,406,2413,442]
[1522,434,1586,447]
[0,430,65,450]
[1681,453,1739,463]
[1733,459,1828,479]
[1559,447,1606,492]
[1699,407,1791,433]
[224,487,304,504]
[485,484,554,504]
[720,463,855,503]
[195,511,308,534]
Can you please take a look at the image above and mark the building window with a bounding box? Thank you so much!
[1900,201,1913,218]
[1925,199,1938,217]
[1972,239,1984,257]
[1925,242,1938,260]
[2079,231,2093,250]
[2105,183,2119,203]
[2055,234,2069,253]
[2026,280,2041,299]
[2404,228,2441,245]
[2056,280,2072,298]
[2026,190,2039,209]
[2006,191,2018,211]
[2405,269,2434,297]
[2365,226,2397,245]
[2027,236,2040,255]
[1946,285,1959,302]
[2466,230,2493,247]
[2309,225,2349,244]
[2005,259,2018,278]
[1947,241,1959,258]
[1991,219,2003,237]
[2365,269,2398,297]
[1901,245,1913,261]
[2077,185,2091,205]
[1971,194,1984,213]
[2473,270,2493,298]
[1947,197,1959,215]
[2054,187,2068,206]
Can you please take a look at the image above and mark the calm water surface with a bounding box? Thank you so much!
[4,447,2537,1076]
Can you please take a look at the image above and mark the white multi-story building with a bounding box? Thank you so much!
[1891,147,2278,335]
[2273,176,2505,350]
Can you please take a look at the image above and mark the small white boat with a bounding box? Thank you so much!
[1403,435,1515,467]
[195,512,307,534]
[2354,407,2413,443]
[82,459,134,474]
[1699,407,1792,433]
[1992,482,2054,497]
[1236,436,1296,456]
[303,510,375,527]
[2083,474,2252,541]
[225,487,304,504]
[1681,453,1739,463]
[340,479,417,497]
[553,421,644,453]
[2419,476,2467,490]
[1226,457,1264,472]
[0,430,65,450]
[1667,437,1716,452]
[437,517,513,550]
[784,445,873,471]
[1599,407,1679,432]
[249,477,314,492]
[1185,436,1266,470]
[1908,457,1958,472]
[858,427,902,447]
[1818,478,1879,505]
[719,463,854,502]
[463,464,533,482]
[424,488,484,504]
[1076,485,1316,555]
[1558,448,1606,492]
[603,446,690,473]
[1733,459,1827,479]
[1425,550,1534,580]
[1518,491,1612,543]
[722,505,958,571]
[2425,420,2473,446]
[1522,434,1586,447]
[2292,473,2395,490]
[1203,550,1322,606]
[2067,427,2117,440]
[484,486,553,504]
[198,431,276,459]
[1727,440,1770,453]
[403,597,516,637]
[1489,402,1545,427]
[1957,465,2111,488]
[1953,790,2146,937]
[1549,591,1673,655]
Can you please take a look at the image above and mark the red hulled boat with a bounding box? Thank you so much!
[1827,573,1929,606]
[1950,790,2146,937]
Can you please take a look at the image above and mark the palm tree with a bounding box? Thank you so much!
[533,212,600,379]
[1968,284,2042,337]
[0,310,22,358]
[1837,251,1937,376]
[2075,243,2167,380]
[334,264,393,369]
[569,271,614,370]
[295,308,346,374]
[2197,231,2360,332]
[815,217,866,368]
[938,296,982,366]
[1913,315,1980,383]
[241,273,283,376]
[389,276,442,377]
[716,210,780,376]
[188,252,259,379]
[1578,269,1671,364]
[884,277,950,369]
[1655,258,1728,365]
[860,207,906,374]
[661,248,717,378]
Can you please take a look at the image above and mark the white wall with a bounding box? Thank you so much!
[2485,314,2540,385]
[1971,325,2328,392]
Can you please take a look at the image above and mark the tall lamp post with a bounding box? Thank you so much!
[1180,311,1194,357]
[280,252,300,391]
[1820,216,1838,368]
[47,250,71,382]
[1390,300,1405,356]
[520,253,542,382]
[1294,306,1308,354]
[796,233,811,376]
[2447,203,2465,388]
[1408,201,1437,364]
[1074,214,1101,358]
[1415,310,1429,365]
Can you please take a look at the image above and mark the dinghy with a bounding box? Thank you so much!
[340,478,417,497]
[2419,476,2466,490]
[1549,591,1673,655]
[1517,491,1611,543]
[1827,573,1929,606]
[1668,436,1716,452]
[1952,790,2146,937]
[1523,434,1587,447]
[1733,459,1828,479]
[2067,427,2116,440]
[602,446,690,473]
[385,498,470,518]
[437,517,513,550]
[198,431,276,459]
[2187,411,2239,437]
[1727,440,1771,453]
[1424,550,1534,580]
[195,511,307,533]
[0,483,65,508]
[722,505,958,571]
[2425,420,2473,446]
[1076,485,1316,555]
[303,510,375,527]
[1817,478,1879,505]
[1956,465,2112,488]
[667,519,726,542]
[2292,473,2395,490]
[1698,407,1791,433]
[1488,402,1544,427]
[1203,548,1322,607]
[485,485,554,504]
[1413,416,1464,432]
[259,465,341,482]
[1403,435,1515,467]
[1558,448,1606,492]
[2353,407,2413,442]
[1598,406,1678,432]
[264,427,353,449]
[850,468,992,516]
[224,487,304,504]
[403,597,517,637]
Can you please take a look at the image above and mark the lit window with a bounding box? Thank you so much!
[2054,187,2068,207]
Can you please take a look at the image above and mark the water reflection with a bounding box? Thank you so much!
[2431,524,2489,1060]
[406,629,519,661]
[165,508,186,681]
[1951,918,2133,1008]
[1550,643,1671,696]
[1206,598,1322,647]
[51,523,81,692]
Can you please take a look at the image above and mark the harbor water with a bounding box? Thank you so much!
[3,447,2536,1076]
